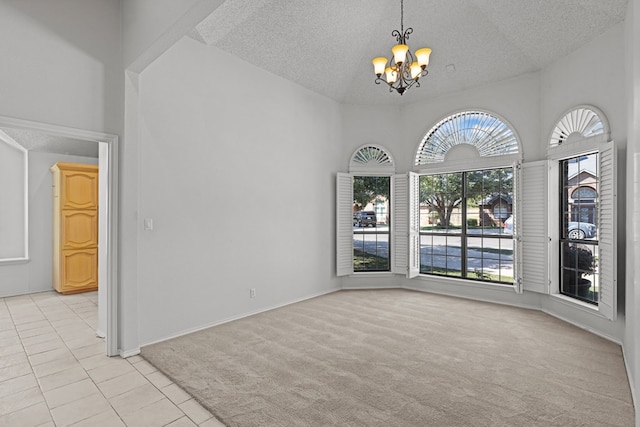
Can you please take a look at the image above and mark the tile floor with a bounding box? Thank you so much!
[0,291,226,427]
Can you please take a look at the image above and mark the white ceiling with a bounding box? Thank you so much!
[192,0,628,105]
[2,1,627,154]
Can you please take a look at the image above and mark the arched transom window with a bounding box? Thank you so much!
[549,105,609,147]
[349,144,395,174]
[415,111,519,165]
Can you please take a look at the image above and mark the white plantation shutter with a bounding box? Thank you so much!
[408,172,420,278]
[598,144,617,320]
[393,172,419,278]
[512,162,522,293]
[392,174,408,275]
[519,161,549,294]
[336,173,354,276]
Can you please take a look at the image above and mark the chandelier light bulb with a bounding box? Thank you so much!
[415,48,432,68]
[391,44,409,65]
[410,62,422,79]
[372,57,388,77]
[385,67,398,84]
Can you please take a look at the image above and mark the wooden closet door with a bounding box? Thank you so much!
[61,248,98,290]
[51,162,99,294]
[61,210,99,249]
[60,169,99,210]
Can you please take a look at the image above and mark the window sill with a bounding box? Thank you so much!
[415,274,515,292]
[0,257,29,266]
[549,292,601,315]
[350,271,395,278]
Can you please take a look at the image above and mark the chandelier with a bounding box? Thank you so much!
[372,0,432,95]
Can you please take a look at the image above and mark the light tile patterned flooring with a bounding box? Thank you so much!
[0,291,225,427]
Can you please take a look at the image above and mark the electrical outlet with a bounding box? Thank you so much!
[250,288,256,298]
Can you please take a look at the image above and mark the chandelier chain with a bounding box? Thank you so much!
[400,0,404,34]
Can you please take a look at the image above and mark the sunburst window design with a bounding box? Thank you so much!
[549,106,607,147]
[349,145,394,172]
[415,111,519,165]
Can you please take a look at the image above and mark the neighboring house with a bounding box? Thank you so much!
[478,194,512,227]
[567,169,598,225]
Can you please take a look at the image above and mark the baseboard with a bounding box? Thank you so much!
[341,285,403,290]
[621,344,638,424]
[402,284,542,312]
[119,347,141,358]
[140,287,341,348]
[540,308,622,345]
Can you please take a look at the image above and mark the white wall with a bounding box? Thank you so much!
[122,0,224,71]
[340,24,627,342]
[538,23,627,341]
[541,24,627,146]
[625,0,640,422]
[0,152,98,297]
[136,37,343,345]
[0,0,121,134]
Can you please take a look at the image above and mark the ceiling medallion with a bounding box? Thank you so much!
[372,0,432,95]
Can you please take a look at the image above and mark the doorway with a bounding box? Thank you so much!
[0,115,118,356]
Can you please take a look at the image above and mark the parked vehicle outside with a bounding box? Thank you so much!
[567,221,597,239]
[503,216,513,234]
[502,216,596,239]
[353,210,377,227]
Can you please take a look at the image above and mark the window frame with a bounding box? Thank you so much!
[547,142,617,319]
[417,166,516,285]
[559,153,600,305]
[544,105,616,320]
[411,109,522,289]
[0,130,29,264]
[337,145,398,277]
[352,175,392,273]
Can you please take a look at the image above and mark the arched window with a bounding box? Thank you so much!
[549,105,609,148]
[415,110,520,166]
[337,145,396,276]
[413,111,520,285]
[537,104,617,320]
[571,187,597,201]
[349,144,394,173]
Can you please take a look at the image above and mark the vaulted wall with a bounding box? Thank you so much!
[136,37,343,345]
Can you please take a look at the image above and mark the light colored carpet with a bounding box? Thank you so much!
[141,289,634,426]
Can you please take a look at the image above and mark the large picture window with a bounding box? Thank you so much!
[419,167,514,283]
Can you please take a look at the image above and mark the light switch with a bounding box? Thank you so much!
[143,218,153,231]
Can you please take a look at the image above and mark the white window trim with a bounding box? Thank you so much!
[336,172,396,277]
[547,138,617,320]
[337,144,397,277]
[415,163,518,286]
[0,130,29,263]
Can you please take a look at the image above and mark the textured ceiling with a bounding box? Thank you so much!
[192,0,628,105]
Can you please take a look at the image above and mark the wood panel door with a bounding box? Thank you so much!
[51,162,99,294]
